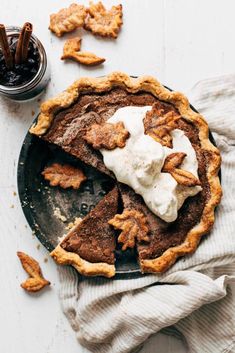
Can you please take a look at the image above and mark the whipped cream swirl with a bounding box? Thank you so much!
[101,106,201,222]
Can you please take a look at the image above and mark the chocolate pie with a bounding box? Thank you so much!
[50,186,118,278]
[30,72,222,277]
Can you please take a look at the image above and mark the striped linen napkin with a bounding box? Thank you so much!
[58,75,235,353]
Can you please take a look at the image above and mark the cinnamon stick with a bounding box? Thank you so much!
[22,23,33,62]
[15,23,26,64]
[0,24,13,69]
[15,22,33,64]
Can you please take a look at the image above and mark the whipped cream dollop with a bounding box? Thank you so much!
[101,106,201,222]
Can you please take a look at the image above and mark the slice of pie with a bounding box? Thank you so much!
[30,72,222,275]
[50,186,118,277]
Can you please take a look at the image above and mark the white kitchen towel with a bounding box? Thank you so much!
[58,74,235,353]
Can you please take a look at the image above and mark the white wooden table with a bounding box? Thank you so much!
[1,1,234,352]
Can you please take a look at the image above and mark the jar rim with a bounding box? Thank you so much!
[0,26,46,94]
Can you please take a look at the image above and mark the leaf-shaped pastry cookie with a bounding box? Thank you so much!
[108,209,149,250]
[84,121,130,150]
[61,38,105,66]
[68,51,105,66]
[61,37,82,57]
[84,1,123,38]
[42,163,86,189]
[17,252,50,292]
[162,152,186,172]
[49,3,87,37]
[162,152,200,186]
[149,126,173,148]
[144,103,180,148]
[170,169,201,186]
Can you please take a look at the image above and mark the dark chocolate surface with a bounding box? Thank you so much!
[61,187,119,264]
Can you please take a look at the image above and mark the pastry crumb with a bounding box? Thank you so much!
[31,110,35,116]
[10,204,14,208]
[58,217,82,242]
[36,244,40,250]
[58,233,67,243]
[65,217,82,230]
[54,207,67,222]
[13,191,17,196]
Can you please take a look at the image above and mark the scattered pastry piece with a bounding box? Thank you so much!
[42,163,87,189]
[144,103,180,148]
[84,1,123,38]
[17,251,50,292]
[53,207,67,222]
[162,152,201,186]
[61,38,105,66]
[84,121,129,150]
[65,217,83,230]
[49,3,87,37]
[109,209,149,251]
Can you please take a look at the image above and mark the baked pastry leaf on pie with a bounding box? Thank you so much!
[50,186,118,278]
[30,72,222,275]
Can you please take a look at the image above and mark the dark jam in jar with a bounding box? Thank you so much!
[0,26,50,101]
[0,36,40,86]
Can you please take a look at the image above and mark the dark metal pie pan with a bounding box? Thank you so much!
[17,86,218,278]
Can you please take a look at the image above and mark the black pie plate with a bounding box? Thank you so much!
[17,93,218,278]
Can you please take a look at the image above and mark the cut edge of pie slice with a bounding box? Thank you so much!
[31,72,222,274]
[50,186,119,278]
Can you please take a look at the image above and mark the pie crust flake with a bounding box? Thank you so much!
[30,72,222,275]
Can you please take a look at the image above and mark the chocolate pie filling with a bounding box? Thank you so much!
[43,88,158,176]
[61,187,119,264]
[43,88,210,260]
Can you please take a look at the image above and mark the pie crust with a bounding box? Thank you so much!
[30,72,222,274]
[50,245,115,278]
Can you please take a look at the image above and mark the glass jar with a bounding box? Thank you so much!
[0,26,50,101]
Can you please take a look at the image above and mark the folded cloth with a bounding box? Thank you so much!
[58,75,235,353]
